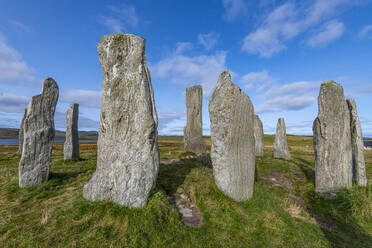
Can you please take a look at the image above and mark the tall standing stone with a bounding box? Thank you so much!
[313,80,352,194]
[83,34,159,208]
[274,118,290,160]
[18,108,27,154]
[19,78,59,187]
[209,71,255,201]
[346,99,367,186]
[184,85,206,155]
[64,103,79,160]
[254,114,264,157]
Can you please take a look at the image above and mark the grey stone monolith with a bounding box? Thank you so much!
[83,33,159,208]
[18,78,59,187]
[274,118,290,160]
[64,103,79,160]
[313,80,352,195]
[254,114,264,157]
[18,108,27,154]
[209,71,255,201]
[184,85,206,155]
[347,99,367,186]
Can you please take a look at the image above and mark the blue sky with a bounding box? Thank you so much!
[0,0,372,136]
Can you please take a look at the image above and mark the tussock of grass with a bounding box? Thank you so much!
[0,137,371,247]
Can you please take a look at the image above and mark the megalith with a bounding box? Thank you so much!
[209,71,255,201]
[18,78,59,187]
[64,103,79,160]
[254,114,264,157]
[313,80,352,194]
[274,118,290,160]
[83,33,159,208]
[18,108,27,154]
[184,85,206,155]
[346,99,367,186]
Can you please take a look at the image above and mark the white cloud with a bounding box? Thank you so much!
[240,70,276,90]
[100,4,139,33]
[157,111,185,132]
[256,80,320,113]
[0,32,35,84]
[359,24,372,38]
[222,0,248,21]
[54,109,99,130]
[307,21,345,47]
[9,20,32,33]
[150,44,228,96]
[175,42,193,54]
[0,92,29,113]
[242,0,355,57]
[198,32,219,50]
[60,90,101,108]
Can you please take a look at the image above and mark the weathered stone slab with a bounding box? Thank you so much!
[346,99,367,186]
[184,85,206,155]
[18,108,27,154]
[313,80,352,194]
[83,33,159,208]
[209,70,255,201]
[274,118,290,160]
[64,103,79,160]
[19,78,59,187]
[254,114,264,157]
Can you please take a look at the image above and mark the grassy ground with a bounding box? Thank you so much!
[0,136,371,247]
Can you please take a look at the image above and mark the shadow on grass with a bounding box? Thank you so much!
[49,169,88,181]
[293,157,315,184]
[303,187,372,248]
[156,159,198,194]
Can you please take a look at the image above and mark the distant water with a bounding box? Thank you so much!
[0,138,96,145]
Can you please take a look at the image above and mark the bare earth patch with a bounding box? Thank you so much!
[160,158,184,165]
[168,188,202,227]
[261,171,295,191]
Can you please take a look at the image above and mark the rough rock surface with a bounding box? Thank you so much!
[274,118,290,160]
[254,114,264,157]
[19,78,59,187]
[313,80,352,194]
[18,108,27,154]
[64,103,79,160]
[184,85,206,155]
[209,70,255,201]
[346,99,367,186]
[83,33,159,208]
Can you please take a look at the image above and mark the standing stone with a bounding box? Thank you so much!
[209,71,255,201]
[18,108,27,154]
[184,85,206,155]
[18,78,59,187]
[313,80,352,194]
[254,114,264,157]
[346,99,367,186]
[64,103,79,160]
[274,118,290,160]
[83,34,159,208]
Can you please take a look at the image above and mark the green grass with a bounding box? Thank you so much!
[0,136,371,247]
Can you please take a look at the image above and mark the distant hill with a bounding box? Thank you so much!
[0,128,98,140]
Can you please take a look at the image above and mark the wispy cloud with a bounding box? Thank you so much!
[0,32,36,84]
[222,0,248,21]
[100,4,139,33]
[0,92,29,113]
[157,111,185,133]
[54,109,99,130]
[240,70,276,90]
[242,0,357,58]
[60,90,101,108]
[9,20,32,33]
[256,80,320,113]
[307,21,345,47]
[198,32,219,50]
[359,24,372,38]
[150,42,228,96]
